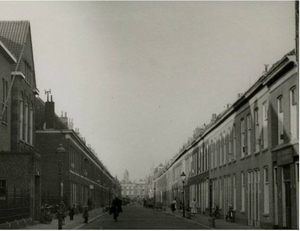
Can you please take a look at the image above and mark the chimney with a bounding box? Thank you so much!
[211,113,217,123]
[68,118,74,129]
[45,95,55,129]
[60,111,68,127]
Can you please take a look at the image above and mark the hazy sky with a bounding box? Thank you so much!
[0,1,295,181]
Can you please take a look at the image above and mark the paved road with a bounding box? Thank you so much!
[79,205,209,229]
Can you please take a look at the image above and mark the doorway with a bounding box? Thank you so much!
[283,166,292,228]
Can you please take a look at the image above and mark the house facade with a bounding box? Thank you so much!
[0,21,41,223]
[35,96,121,208]
[152,50,298,229]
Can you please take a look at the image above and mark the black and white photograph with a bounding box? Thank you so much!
[0,1,298,230]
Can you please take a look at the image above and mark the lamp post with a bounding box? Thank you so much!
[56,144,66,230]
[180,172,186,218]
[108,187,111,209]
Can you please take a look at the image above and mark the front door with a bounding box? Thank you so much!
[283,166,292,229]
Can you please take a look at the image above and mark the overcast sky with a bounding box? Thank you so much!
[0,1,295,181]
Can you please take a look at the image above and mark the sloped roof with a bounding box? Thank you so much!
[0,21,30,59]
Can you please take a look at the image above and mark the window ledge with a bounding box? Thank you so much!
[262,147,268,153]
[240,210,245,214]
[223,164,226,167]
[262,212,269,217]
[231,159,236,163]
[228,161,232,165]
[254,151,260,156]
[246,154,251,159]
[240,156,245,161]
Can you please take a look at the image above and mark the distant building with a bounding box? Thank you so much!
[0,21,41,223]
[120,170,146,200]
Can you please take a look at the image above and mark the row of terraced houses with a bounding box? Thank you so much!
[0,21,121,224]
[152,49,298,229]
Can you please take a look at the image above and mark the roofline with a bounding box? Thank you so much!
[165,52,297,174]
[36,129,119,184]
[0,40,17,63]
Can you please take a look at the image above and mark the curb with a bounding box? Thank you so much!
[0,218,33,230]
[164,211,213,230]
[73,212,108,230]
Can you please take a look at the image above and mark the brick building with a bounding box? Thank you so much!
[153,50,298,229]
[35,96,121,208]
[0,21,41,222]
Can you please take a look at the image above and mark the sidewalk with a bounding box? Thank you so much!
[27,207,107,230]
[164,207,259,230]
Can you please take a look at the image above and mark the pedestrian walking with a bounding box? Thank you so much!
[110,195,123,222]
[171,199,176,212]
[69,204,75,221]
[61,202,66,225]
[82,206,89,224]
[191,198,197,217]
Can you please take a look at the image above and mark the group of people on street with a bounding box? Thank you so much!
[171,198,197,217]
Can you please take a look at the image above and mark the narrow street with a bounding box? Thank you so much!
[79,205,208,229]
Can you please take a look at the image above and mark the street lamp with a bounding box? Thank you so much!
[154,187,156,204]
[56,144,66,230]
[180,172,186,218]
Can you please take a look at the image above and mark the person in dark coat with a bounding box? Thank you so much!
[82,206,89,224]
[111,196,122,222]
[69,204,75,220]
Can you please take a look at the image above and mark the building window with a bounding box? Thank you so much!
[278,96,284,145]
[211,141,214,170]
[19,93,24,140]
[0,180,6,201]
[263,166,269,213]
[254,107,260,152]
[247,114,251,155]
[29,102,33,145]
[1,78,8,124]
[290,86,297,141]
[206,145,209,171]
[219,134,223,166]
[219,177,222,209]
[233,124,236,160]
[262,101,268,149]
[214,139,218,168]
[223,131,226,165]
[241,172,245,211]
[241,118,245,157]
[24,97,28,143]
[228,128,232,156]
[233,174,236,210]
